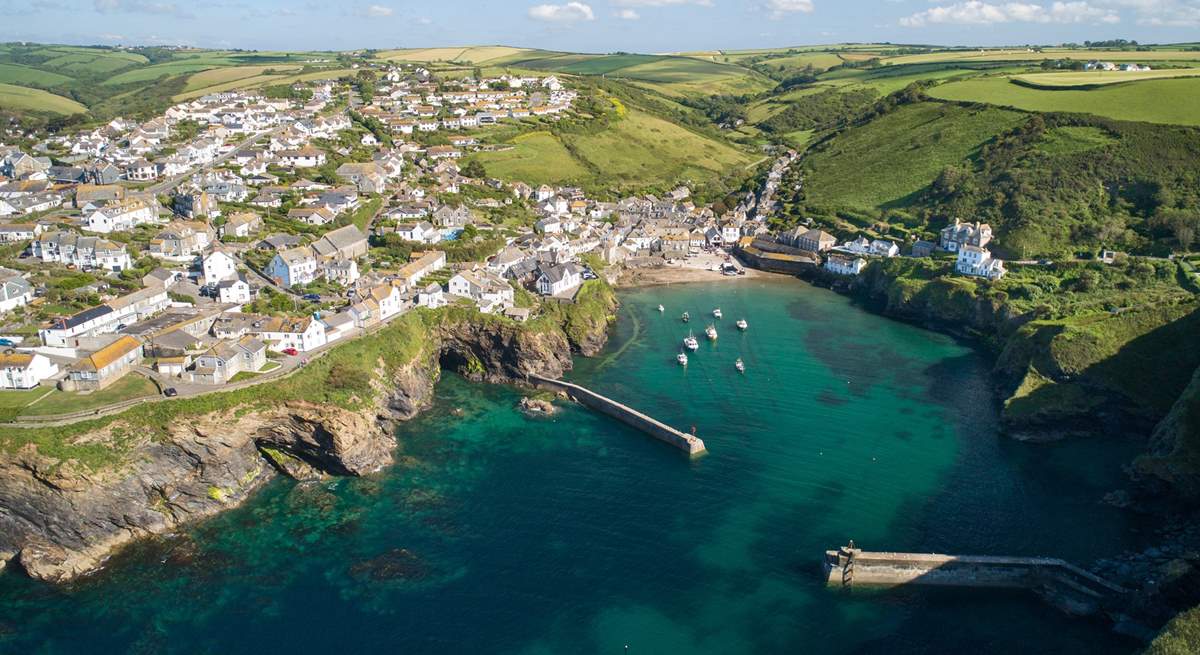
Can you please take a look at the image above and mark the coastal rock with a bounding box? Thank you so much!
[518,396,559,416]
[1137,365,1200,502]
[0,401,394,583]
[0,292,617,584]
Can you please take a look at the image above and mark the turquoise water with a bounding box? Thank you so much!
[0,278,1147,653]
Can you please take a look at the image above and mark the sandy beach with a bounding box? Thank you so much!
[615,255,786,288]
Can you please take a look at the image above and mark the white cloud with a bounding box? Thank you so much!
[616,8,641,17]
[528,1,596,21]
[613,0,713,6]
[93,0,191,17]
[900,0,1118,25]
[1102,0,1200,26]
[766,0,815,18]
[364,4,393,16]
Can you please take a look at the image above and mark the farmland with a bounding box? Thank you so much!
[1012,68,1200,88]
[471,107,756,193]
[0,82,86,114]
[928,76,1200,126]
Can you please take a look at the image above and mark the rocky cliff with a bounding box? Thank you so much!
[0,291,617,583]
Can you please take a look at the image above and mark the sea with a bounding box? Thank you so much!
[0,277,1148,654]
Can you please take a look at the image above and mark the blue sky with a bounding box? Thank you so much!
[1,0,1197,52]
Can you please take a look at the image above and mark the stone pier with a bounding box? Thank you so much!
[528,374,707,457]
[824,544,1128,616]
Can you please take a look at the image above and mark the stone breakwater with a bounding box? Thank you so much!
[0,302,615,583]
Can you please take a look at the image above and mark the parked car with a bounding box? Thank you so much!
[302,293,321,302]
[164,388,178,397]
[0,338,14,347]
[282,347,299,356]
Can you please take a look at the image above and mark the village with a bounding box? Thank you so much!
[0,63,1008,409]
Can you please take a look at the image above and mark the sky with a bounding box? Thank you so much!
[1,0,1198,53]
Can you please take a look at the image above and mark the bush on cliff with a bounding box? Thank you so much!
[1146,606,1200,655]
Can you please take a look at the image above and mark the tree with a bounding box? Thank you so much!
[463,159,487,179]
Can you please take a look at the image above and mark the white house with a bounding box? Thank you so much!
[955,245,1006,280]
[217,276,253,304]
[0,273,33,313]
[825,254,867,276]
[416,282,446,308]
[83,199,157,233]
[202,250,239,285]
[254,315,327,352]
[0,351,59,389]
[536,263,583,296]
[448,269,514,313]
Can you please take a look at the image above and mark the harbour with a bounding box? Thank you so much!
[0,278,1147,653]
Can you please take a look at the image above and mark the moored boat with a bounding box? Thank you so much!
[677,351,688,366]
[736,319,748,331]
[705,324,718,340]
[683,333,699,351]
[735,358,745,373]
[682,311,690,323]
[658,304,665,313]
[712,308,723,319]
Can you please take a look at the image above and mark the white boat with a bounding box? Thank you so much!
[683,333,699,351]
[736,319,748,331]
[735,358,745,373]
[658,304,665,313]
[677,351,689,366]
[705,325,718,340]
[682,311,690,323]
[712,308,723,319]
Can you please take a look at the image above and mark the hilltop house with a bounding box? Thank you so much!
[940,219,993,252]
[535,263,583,296]
[252,315,327,352]
[955,245,1006,280]
[448,268,514,313]
[824,254,867,276]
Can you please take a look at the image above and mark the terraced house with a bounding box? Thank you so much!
[82,197,157,233]
[30,232,132,272]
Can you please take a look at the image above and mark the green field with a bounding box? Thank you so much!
[103,58,240,86]
[1012,68,1200,88]
[615,57,774,96]
[473,107,755,191]
[803,102,1024,211]
[18,375,160,418]
[472,131,590,185]
[928,76,1200,126]
[0,82,86,114]
[881,48,1200,66]
[182,64,302,92]
[173,67,352,101]
[0,63,73,86]
[378,46,537,64]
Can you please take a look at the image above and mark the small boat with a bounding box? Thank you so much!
[682,312,690,323]
[712,308,723,319]
[683,333,699,351]
[735,358,745,373]
[705,324,718,341]
[736,319,748,331]
[677,351,688,366]
[657,304,665,313]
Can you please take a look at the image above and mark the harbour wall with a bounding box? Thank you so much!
[528,374,707,458]
[825,547,1128,615]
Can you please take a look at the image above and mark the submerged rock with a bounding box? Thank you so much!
[518,396,558,416]
[349,548,428,582]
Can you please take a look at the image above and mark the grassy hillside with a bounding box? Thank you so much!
[929,76,1200,126]
[472,104,756,193]
[1013,69,1200,88]
[0,82,86,115]
[801,101,1024,211]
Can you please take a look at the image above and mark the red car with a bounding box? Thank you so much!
[282,347,299,356]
